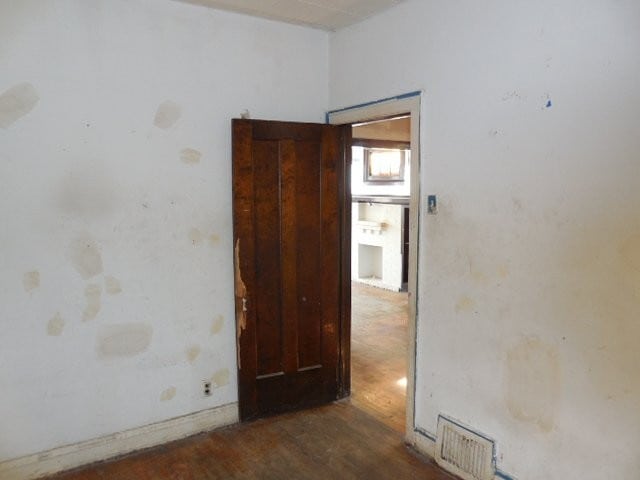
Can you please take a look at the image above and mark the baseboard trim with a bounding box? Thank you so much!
[0,402,239,480]
[413,427,437,459]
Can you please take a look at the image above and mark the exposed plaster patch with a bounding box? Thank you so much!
[23,271,40,292]
[68,235,103,280]
[180,148,202,165]
[211,368,230,388]
[186,345,201,364]
[160,386,177,402]
[209,234,221,246]
[47,312,65,336]
[211,314,224,335]
[82,283,102,321]
[154,100,181,129]
[97,323,153,359]
[105,275,122,295]
[0,82,39,128]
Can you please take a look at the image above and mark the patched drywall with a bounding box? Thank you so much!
[0,0,327,463]
[331,1,640,479]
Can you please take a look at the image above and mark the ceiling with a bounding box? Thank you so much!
[173,0,404,31]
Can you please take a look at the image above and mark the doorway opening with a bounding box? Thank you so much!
[350,115,411,433]
[329,93,421,441]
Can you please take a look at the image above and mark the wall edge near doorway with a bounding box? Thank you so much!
[0,403,239,480]
[413,427,437,458]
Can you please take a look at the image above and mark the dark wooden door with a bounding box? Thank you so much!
[232,119,351,421]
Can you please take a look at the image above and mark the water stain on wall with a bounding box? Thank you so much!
[82,284,102,321]
[455,295,475,314]
[186,345,201,364]
[160,386,177,402]
[209,234,221,246]
[505,337,561,432]
[47,313,65,336]
[211,368,230,388]
[23,271,40,292]
[188,228,204,246]
[211,314,224,335]
[97,323,153,359]
[180,148,202,165]
[68,236,103,280]
[0,82,39,128]
[154,100,181,129]
[105,275,122,295]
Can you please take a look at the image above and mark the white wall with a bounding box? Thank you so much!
[331,1,640,479]
[352,202,404,291]
[0,0,327,462]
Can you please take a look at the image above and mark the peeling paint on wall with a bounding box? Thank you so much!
[23,271,40,292]
[97,323,153,358]
[153,100,181,129]
[68,236,103,280]
[505,337,561,432]
[235,239,247,369]
[0,82,39,128]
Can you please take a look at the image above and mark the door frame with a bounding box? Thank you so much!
[328,92,422,444]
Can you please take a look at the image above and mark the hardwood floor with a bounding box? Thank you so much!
[351,282,409,433]
[49,401,453,480]
[46,283,454,480]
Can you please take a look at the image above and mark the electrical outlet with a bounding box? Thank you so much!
[203,381,212,397]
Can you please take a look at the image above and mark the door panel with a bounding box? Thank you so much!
[232,119,350,421]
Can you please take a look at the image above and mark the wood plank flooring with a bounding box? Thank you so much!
[48,401,452,480]
[46,283,454,480]
[351,282,408,433]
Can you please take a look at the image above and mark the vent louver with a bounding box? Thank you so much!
[435,416,495,480]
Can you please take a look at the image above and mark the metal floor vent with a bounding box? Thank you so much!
[435,416,495,480]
